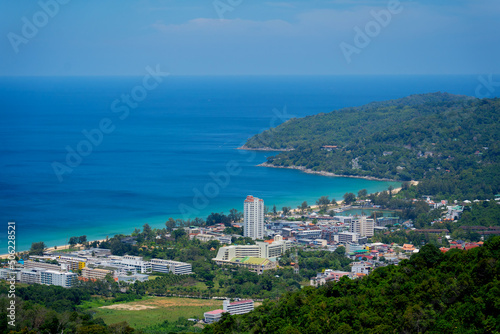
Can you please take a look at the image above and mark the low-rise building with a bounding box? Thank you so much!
[310,269,351,287]
[223,299,254,315]
[350,261,372,275]
[40,270,78,288]
[20,267,77,288]
[214,256,276,274]
[338,232,360,244]
[149,259,192,275]
[213,238,292,262]
[204,309,227,323]
[117,273,149,283]
[57,255,87,269]
[120,255,152,274]
[24,260,62,271]
[82,267,113,280]
[20,268,43,284]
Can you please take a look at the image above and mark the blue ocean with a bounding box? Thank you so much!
[0,75,490,251]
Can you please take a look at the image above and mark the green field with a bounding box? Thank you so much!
[90,296,222,329]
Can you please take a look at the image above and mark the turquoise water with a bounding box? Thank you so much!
[0,75,486,251]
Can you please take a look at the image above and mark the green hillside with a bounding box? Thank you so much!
[244,93,500,199]
[204,237,500,334]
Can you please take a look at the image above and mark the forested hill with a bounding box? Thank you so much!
[244,93,500,199]
[204,237,500,334]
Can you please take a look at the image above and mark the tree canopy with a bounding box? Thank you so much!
[204,236,500,334]
[245,93,500,199]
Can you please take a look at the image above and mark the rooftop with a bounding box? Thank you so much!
[205,309,227,315]
[229,300,253,306]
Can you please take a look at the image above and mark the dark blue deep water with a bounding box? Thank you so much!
[0,75,488,251]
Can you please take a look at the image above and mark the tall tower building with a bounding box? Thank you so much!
[244,195,264,240]
[350,216,374,237]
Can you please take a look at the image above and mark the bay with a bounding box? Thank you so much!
[0,75,484,251]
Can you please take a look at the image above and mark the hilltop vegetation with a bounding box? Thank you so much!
[204,236,500,334]
[245,93,500,199]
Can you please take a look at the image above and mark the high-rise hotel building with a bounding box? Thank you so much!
[244,195,264,239]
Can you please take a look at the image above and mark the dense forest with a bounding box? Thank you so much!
[204,236,500,334]
[244,93,500,199]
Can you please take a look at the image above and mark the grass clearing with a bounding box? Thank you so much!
[91,296,221,329]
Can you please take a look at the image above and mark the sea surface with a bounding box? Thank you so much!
[0,75,491,251]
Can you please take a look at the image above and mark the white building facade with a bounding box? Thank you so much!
[244,195,264,240]
[349,216,374,237]
[149,259,192,275]
[223,299,254,315]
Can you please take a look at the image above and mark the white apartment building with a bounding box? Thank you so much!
[20,268,42,284]
[24,260,62,271]
[120,255,152,274]
[223,299,254,315]
[213,239,292,263]
[349,216,374,237]
[19,268,77,288]
[82,267,113,280]
[244,195,264,240]
[204,309,227,323]
[149,259,192,275]
[40,270,78,288]
[338,232,360,243]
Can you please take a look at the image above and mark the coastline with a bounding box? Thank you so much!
[257,162,400,182]
[290,186,404,214]
[2,164,411,257]
[237,145,294,152]
[0,239,107,259]
[2,180,410,258]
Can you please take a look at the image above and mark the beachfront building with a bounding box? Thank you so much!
[223,299,255,315]
[149,259,192,275]
[244,195,264,240]
[204,309,227,323]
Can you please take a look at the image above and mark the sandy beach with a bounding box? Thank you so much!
[0,239,107,259]
[285,183,419,215]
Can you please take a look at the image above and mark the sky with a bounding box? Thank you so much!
[0,0,499,76]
